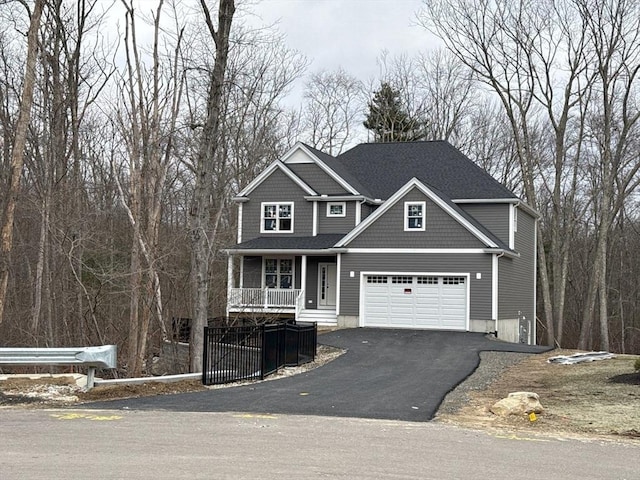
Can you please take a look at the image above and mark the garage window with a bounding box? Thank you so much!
[417,276,438,284]
[392,276,413,284]
[367,276,388,284]
[443,277,465,285]
[405,201,426,231]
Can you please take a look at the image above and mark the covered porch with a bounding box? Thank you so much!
[225,235,343,325]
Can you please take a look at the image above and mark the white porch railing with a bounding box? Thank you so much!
[229,288,303,309]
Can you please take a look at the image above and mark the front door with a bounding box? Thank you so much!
[318,263,337,308]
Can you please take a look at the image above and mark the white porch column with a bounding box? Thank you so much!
[226,254,234,317]
[312,202,318,236]
[237,203,243,243]
[301,255,307,307]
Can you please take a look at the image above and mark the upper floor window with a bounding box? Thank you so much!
[405,201,425,231]
[261,202,293,233]
[326,202,346,217]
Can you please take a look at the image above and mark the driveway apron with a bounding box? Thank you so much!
[81,329,552,422]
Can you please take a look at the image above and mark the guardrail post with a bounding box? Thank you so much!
[87,366,96,389]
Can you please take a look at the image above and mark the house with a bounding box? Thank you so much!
[225,141,537,342]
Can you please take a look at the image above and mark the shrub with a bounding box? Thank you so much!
[635,357,640,372]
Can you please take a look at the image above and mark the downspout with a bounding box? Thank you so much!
[491,252,505,337]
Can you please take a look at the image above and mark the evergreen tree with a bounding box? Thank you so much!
[363,82,422,142]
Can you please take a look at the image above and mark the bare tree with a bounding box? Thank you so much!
[575,0,640,351]
[189,0,235,372]
[421,0,593,346]
[301,68,363,155]
[0,0,44,326]
[113,0,187,375]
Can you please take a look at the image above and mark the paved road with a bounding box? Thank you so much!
[2,409,637,479]
[83,329,551,421]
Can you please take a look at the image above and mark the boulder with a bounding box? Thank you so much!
[490,391,544,417]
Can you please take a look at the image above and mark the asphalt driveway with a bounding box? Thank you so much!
[82,329,552,422]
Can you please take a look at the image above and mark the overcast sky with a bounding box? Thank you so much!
[248,0,438,104]
[110,0,438,109]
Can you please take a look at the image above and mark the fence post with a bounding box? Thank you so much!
[259,323,266,380]
[202,326,209,384]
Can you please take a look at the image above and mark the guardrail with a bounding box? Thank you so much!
[0,345,117,389]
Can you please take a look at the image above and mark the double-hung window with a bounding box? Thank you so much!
[264,258,293,289]
[261,202,293,233]
[405,201,425,231]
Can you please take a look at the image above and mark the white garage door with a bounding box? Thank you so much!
[362,275,467,330]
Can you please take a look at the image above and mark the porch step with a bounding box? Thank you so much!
[297,309,337,325]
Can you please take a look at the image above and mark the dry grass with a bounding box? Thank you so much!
[437,350,640,441]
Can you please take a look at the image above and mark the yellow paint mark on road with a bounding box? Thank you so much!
[299,392,309,396]
[51,413,122,421]
[232,414,277,419]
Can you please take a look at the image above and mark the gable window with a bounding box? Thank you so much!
[261,202,293,233]
[264,258,293,289]
[326,202,346,217]
[405,201,425,231]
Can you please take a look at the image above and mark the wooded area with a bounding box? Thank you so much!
[0,0,638,377]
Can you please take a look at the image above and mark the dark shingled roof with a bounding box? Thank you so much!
[228,234,344,251]
[336,141,517,200]
[302,143,373,197]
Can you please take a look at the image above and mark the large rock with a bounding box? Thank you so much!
[490,391,544,416]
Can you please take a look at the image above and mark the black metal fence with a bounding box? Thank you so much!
[202,322,317,385]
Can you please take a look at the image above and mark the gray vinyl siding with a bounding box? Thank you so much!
[317,201,357,234]
[295,256,302,289]
[348,188,485,248]
[287,163,348,195]
[339,252,493,321]
[460,203,510,245]
[306,259,319,308]
[242,256,262,288]
[242,168,314,240]
[498,209,536,324]
[360,203,378,222]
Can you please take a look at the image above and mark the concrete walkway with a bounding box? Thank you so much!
[82,329,552,422]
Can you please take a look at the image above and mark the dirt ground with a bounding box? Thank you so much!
[436,349,640,441]
[2,346,639,443]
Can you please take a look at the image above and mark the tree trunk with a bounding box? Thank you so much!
[189,0,235,372]
[0,0,44,325]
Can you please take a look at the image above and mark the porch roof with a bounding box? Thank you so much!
[225,234,344,254]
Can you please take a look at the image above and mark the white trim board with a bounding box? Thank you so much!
[336,178,500,248]
[236,160,317,198]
